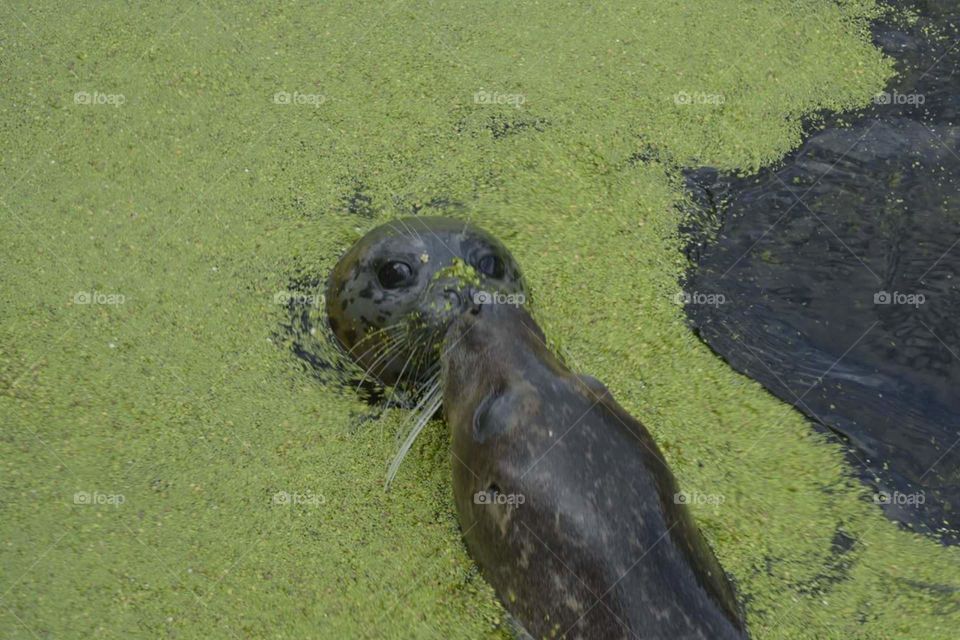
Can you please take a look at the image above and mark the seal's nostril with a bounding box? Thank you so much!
[444,289,462,308]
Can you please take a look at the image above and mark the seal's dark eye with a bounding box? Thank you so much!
[377,261,413,289]
[476,254,505,279]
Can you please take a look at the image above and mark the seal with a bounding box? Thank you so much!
[325,216,526,391]
[440,298,748,640]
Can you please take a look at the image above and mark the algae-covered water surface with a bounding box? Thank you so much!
[684,0,960,545]
[2,1,958,638]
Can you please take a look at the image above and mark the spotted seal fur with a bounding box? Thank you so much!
[441,298,747,639]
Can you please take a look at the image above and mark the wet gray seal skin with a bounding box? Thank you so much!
[441,301,747,640]
[325,216,525,389]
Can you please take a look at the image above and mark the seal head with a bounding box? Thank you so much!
[325,216,525,389]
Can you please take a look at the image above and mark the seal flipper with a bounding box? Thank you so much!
[472,390,513,444]
[472,383,539,444]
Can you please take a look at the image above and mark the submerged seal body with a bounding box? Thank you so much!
[441,301,747,639]
[325,216,525,389]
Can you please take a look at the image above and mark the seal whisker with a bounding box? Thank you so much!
[384,358,441,411]
[406,325,445,386]
[385,374,443,488]
[381,358,419,410]
[345,331,383,359]
[386,337,421,396]
[345,323,405,359]
[393,321,442,391]
[386,369,438,437]
[361,325,408,357]
[349,332,403,378]
[355,335,407,390]
[349,332,399,368]
[395,217,423,244]
[405,369,441,417]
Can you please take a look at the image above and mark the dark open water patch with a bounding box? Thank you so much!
[683,1,960,543]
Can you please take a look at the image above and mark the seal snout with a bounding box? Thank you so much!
[418,275,483,330]
[448,288,484,317]
[442,287,464,309]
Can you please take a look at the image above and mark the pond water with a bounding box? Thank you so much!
[683,0,960,543]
